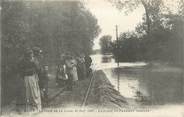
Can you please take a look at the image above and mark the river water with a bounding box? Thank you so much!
[91,54,184,106]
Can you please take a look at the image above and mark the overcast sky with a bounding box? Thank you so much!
[84,0,144,49]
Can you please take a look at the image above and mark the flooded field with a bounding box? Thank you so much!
[91,54,184,106]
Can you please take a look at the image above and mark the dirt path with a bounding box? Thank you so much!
[47,70,128,109]
[2,70,128,117]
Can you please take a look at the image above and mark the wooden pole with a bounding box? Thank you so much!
[81,71,95,107]
[0,1,2,114]
[116,25,119,68]
[115,25,120,92]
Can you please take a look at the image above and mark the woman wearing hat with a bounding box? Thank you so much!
[17,48,42,112]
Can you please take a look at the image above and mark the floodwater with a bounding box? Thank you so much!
[91,54,184,105]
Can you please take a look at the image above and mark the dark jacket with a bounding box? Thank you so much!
[77,59,86,80]
[18,58,40,77]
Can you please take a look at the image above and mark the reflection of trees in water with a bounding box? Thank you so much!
[139,70,184,105]
[107,67,184,105]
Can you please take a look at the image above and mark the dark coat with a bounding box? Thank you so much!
[77,59,87,80]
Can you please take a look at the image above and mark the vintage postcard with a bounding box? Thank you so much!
[1,0,184,117]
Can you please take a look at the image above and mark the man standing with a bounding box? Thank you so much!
[84,54,92,77]
[76,53,87,80]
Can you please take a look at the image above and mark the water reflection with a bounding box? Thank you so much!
[91,54,184,105]
[140,70,184,105]
[103,68,140,99]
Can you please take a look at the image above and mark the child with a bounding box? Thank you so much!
[41,65,49,107]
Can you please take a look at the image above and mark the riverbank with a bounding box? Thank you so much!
[2,63,184,117]
[104,62,184,106]
[2,62,184,117]
[86,70,128,108]
[1,70,128,117]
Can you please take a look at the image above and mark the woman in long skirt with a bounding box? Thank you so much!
[17,49,42,112]
[65,55,78,90]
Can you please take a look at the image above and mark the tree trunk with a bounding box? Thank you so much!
[141,0,151,36]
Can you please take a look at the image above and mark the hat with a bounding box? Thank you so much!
[24,48,33,56]
[32,47,42,56]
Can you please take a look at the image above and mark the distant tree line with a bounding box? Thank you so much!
[99,35,112,54]
[1,1,100,106]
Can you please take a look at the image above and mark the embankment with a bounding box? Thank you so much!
[48,70,128,109]
[86,70,128,108]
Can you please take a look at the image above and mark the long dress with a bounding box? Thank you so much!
[65,59,78,81]
[70,66,78,81]
[17,58,42,112]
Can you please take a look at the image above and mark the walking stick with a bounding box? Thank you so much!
[81,70,95,107]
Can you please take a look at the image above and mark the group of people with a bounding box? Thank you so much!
[16,47,49,113]
[56,52,92,90]
[16,47,92,113]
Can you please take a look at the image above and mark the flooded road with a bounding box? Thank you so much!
[91,54,184,105]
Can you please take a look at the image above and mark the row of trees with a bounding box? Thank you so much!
[100,0,184,65]
[2,1,100,105]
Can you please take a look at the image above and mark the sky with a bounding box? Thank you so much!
[84,0,145,49]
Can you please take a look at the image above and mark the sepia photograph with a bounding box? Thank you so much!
[1,0,184,116]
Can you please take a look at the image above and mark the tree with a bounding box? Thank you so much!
[99,35,112,54]
[164,14,184,65]
[110,0,184,65]
[111,32,142,62]
[109,0,164,36]
[179,0,184,16]
[1,1,101,106]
